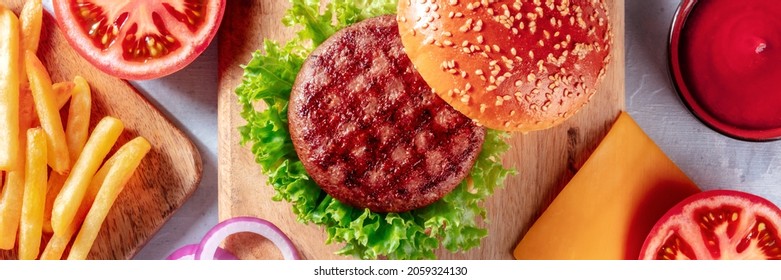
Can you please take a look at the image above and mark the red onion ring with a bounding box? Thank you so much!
[166,244,238,260]
[194,216,301,260]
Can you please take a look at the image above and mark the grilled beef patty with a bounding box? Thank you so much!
[288,15,485,213]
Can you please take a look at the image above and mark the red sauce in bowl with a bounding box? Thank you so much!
[671,0,781,140]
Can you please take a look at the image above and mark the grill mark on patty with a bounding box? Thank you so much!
[289,15,485,213]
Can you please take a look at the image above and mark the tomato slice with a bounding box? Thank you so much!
[640,190,781,260]
[53,0,225,80]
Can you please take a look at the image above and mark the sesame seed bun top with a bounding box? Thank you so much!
[397,0,613,132]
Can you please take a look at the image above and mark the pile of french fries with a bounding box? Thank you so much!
[0,1,151,260]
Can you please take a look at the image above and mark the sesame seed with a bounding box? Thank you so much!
[495,96,504,105]
[460,95,470,104]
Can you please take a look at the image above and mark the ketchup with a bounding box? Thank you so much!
[676,0,781,139]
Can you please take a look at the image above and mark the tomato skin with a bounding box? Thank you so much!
[639,190,781,260]
[52,0,226,80]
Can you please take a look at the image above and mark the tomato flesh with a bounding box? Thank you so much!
[72,0,206,62]
[121,13,182,62]
[54,0,224,80]
[640,190,781,260]
[654,232,697,260]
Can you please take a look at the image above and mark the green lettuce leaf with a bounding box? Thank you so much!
[236,0,515,260]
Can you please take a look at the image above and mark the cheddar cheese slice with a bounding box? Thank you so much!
[514,112,700,259]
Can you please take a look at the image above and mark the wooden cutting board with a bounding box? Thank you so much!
[218,0,625,260]
[0,1,202,259]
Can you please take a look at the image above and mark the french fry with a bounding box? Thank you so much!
[43,77,91,234]
[39,217,76,260]
[18,0,42,88]
[0,6,20,170]
[51,117,123,234]
[30,82,74,130]
[19,87,35,128]
[0,9,32,247]
[42,172,66,234]
[25,51,71,174]
[19,0,42,53]
[0,162,24,250]
[40,183,85,259]
[42,135,124,260]
[19,128,46,260]
[68,137,151,260]
[0,87,34,249]
[53,81,75,110]
[66,76,91,159]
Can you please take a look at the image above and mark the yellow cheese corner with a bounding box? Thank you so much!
[514,112,700,260]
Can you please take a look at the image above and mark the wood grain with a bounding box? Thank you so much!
[0,1,202,260]
[218,0,625,260]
